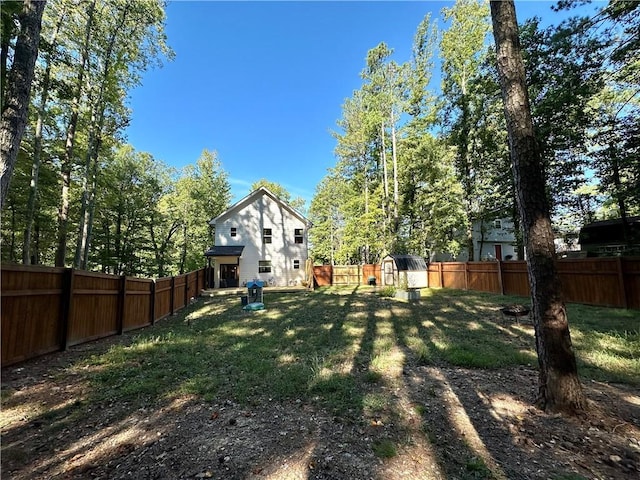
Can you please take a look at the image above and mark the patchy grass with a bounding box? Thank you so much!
[68,286,639,420]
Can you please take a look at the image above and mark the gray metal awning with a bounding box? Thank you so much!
[204,245,245,257]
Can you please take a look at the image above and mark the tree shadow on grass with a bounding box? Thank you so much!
[2,287,638,479]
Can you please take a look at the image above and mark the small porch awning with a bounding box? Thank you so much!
[204,245,245,257]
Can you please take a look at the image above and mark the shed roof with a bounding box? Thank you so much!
[386,254,428,271]
[204,245,245,257]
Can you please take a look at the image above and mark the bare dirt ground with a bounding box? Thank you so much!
[2,331,639,479]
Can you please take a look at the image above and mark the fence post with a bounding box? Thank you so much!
[439,262,444,288]
[464,262,469,290]
[150,279,156,325]
[616,257,628,309]
[59,267,75,351]
[497,260,505,295]
[170,276,175,315]
[184,272,189,306]
[117,275,126,335]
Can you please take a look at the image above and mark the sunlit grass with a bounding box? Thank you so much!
[64,287,639,421]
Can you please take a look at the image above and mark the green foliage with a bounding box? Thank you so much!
[378,286,396,298]
[372,439,397,459]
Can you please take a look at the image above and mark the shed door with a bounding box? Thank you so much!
[383,261,395,286]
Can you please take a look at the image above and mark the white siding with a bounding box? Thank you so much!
[213,189,309,287]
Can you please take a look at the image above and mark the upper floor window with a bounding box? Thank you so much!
[293,259,300,269]
[294,228,304,244]
[230,227,237,237]
[263,228,272,244]
[493,219,502,229]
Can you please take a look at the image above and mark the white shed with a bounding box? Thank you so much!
[381,255,428,289]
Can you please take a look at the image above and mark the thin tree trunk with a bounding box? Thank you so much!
[490,0,585,414]
[55,0,96,267]
[24,7,65,264]
[75,5,127,268]
[380,120,389,233]
[390,109,399,234]
[0,0,46,210]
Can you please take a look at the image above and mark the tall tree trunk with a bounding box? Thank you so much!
[390,109,399,234]
[0,0,46,210]
[490,0,586,414]
[55,0,96,267]
[24,6,65,264]
[75,5,127,268]
[380,120,389,233]
[362,154,370,264]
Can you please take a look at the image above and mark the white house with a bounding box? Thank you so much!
[432,217,519,262]
[205,187,311,288]
[471,217,519,261]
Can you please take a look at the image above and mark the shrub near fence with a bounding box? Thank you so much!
[1,265,206,367]
[428,258,640,309]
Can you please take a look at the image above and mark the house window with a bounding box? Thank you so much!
[259,260,272,273]
[293,260,300,269]
[493,219,502,229]
[230,227,237,237]
[294,228,303,244]
[263,228,272,244]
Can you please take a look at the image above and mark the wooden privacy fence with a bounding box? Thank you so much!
[1,264,206,366]
[428,258,640,309]
[313,264,381,287]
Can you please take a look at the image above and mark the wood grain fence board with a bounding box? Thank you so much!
[67,271,120,346]
[123,277,153,331]
[362,264,381,285]
[623,258,640,309]
[1,265,65,365]
[557,258,623,307]
[154,277,172,321]
[467,262,500,293]
[173,274,187,312]
[500,261,530,297]
[441,262,467,290]
[427,264,439,287]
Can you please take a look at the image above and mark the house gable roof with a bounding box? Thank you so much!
[209,187,310,226]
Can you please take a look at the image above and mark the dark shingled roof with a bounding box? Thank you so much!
[389,254,427,271]
[579,216,640,245]
[204,245,245,257]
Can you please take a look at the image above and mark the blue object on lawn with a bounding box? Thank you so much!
[243,302,265,311]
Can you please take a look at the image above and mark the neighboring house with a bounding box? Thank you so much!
[578,216,640,257]
[472,217,519,261]
[205,187,311,288]
[433,217,519,262]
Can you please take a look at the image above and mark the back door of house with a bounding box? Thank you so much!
[220,264,238,288]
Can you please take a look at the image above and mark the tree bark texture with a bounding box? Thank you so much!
[0,0,46,210]
[490,0,586,414]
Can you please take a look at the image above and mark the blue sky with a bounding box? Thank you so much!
[124,0,601,206]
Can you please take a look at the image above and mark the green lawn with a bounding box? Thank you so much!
[76,286,640,414]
